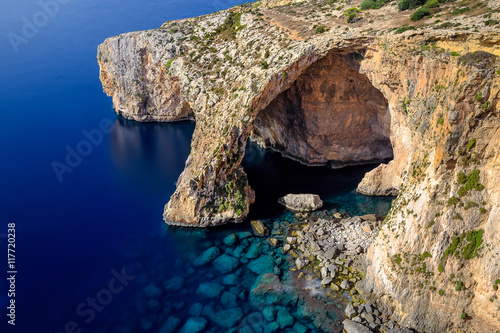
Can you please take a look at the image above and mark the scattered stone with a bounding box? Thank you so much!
[196,283,224,299]
[222,234,238,246]
[359,214,377,222]
[236,231,253,239]
[251,220,270,236]
[282,244,291,254]
[341,280,351,290]
[179,317,207,333]
[286,237,297,244]
[330,283,340,291]
[158,315,181,333]
[267,238,279,247]
[343,319,373,333]
[321,266,328,279]
[345,303,357,319]
[276,308,294,328]
[164,276,184,291]
[334,213,343,219]
[321,277,333,285]
[193,246,220,266]
[278,194,323,212]
[213,254,239,274]
[295,257,308,270]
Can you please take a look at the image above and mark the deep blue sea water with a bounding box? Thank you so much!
[0,1,392,332]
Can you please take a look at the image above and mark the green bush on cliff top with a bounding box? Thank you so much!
[398,0,426,11]
[411,7,431,21]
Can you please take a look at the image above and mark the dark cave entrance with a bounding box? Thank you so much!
[250,50,393,168]
[242,50,395,219]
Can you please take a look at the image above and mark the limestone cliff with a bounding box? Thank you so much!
[98,0,500,331]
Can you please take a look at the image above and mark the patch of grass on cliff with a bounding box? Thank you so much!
[360,0,391,10]
[457,169,483,197]
[398,0,426,11]
[411,7,431,21]
[166,58,174,69]
[451,7,469,15]
[395,24,416,34]
[462,230,483,259]
[314,25,329,34]
[214,12,244,41]
[447,196,459,206]
[345,8,360,23]
[466,138,476,152]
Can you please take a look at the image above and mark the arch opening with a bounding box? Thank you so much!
[250,51,393,168]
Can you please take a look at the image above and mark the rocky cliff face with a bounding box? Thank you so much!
[98,0,500,331]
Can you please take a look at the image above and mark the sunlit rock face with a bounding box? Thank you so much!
[251,51,392,168]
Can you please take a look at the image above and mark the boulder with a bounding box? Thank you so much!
[278,194,323,212]
[221,291,238,308]
[250,273,298,306]
[245,243,262,259]
[143,284,162,298]
[343,319,373,333]
[251,220,270,236]
[268,238,279,247]
[341,280,351,290]
[248,255,275,275]
[345,303,357,319]
[211,307,244,328]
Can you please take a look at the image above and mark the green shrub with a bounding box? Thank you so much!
[475,92,482,101]
[398,0,426,11]
[450,51,460,56]
[437,117,444,125]
[439,289,445,295]
[457,169,483,197]
[166,59,174,69]
[462,230,483,259]
[411,7,431,21]
[455,281,464,291]
[464,201,475,210]
[261,60,269,69]
[480,207,487,214]
[424,0,439,8]
[461,312,467,320]
[395,25,416,33]
[451,7,470,14]
[315,24,329,34]
[345,8,360,23]
[447,196,459,206]
[360,0,376,9]
[360,0,391,9]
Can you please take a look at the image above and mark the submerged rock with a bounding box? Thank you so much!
[211,307,244,328]
[250,273,298,306]
[278,194,323,212]
[276,308,294,328]
[179,317,207,333]
[164,276,184,291]
[158,316,181,333]
[248,255,275,275]
[223,233,238,246]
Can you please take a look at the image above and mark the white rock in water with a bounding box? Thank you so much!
[278,194,323,212]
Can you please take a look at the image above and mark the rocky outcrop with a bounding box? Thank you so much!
[98,0,500,331]
[278,193,323,211]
